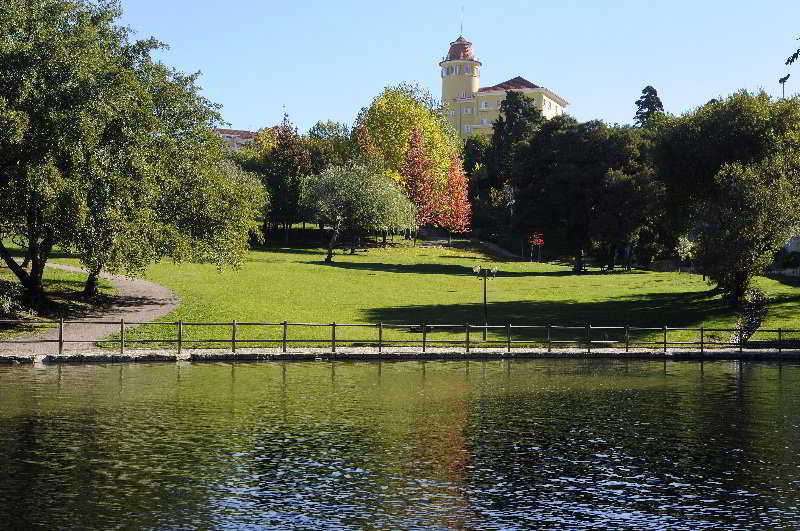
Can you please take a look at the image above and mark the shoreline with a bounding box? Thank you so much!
[2,346,800,365]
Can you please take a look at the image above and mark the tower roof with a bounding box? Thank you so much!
[445,35,477,61]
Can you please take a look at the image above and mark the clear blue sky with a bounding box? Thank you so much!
[119,0,800,133]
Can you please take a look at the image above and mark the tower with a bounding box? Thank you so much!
[439,36,481,103]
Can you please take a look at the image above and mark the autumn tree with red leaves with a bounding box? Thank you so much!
[402,127,443,228]
[442,156,471,234]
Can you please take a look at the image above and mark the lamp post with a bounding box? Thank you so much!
[473,265,497,341]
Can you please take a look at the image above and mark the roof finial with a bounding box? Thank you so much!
[460,5,464,36]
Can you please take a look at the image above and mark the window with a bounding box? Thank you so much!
[463,124,471,133]
[449,110,456,116]
[448,65,454,75]
[480,119,489,125]
[464,65,471,74]
[463,107,472,115]
[441,68,446,77]
[457,65,463,75]
[460,91,467,99]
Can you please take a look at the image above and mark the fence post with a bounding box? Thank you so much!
[506,323,511,353]
[422,324,427,353]
[465,324,470,354]
[625,325,629,353]
[663,325,667,353]
[700,327,704,355]
[120,318,125,355]
[178,320,183,355]
[778,328,782,354]
[58,318,64,355]
[586,324,591,354]
[232,320,237,353]
[331,322,336,353]
[282,321,288,353]
[547,325,552,353]
[378,322,383,353]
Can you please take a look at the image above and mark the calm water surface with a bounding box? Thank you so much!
[0,359,798,529]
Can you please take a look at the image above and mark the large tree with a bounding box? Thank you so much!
[693,155,800,304]
[634,85,664,127]
[0,0,265,302]
[312,163,415,262]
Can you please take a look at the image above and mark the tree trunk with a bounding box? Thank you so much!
[284,223,290,246]
[325,226,340,263]
[573,248,584,273]
[83,269,101,297]
[382,230,387,247]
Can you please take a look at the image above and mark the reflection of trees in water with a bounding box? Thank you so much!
[0,361,798,527]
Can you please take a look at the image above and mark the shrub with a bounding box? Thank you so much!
[0,280,26,318]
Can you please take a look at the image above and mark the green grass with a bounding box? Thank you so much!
[64,240,800,348]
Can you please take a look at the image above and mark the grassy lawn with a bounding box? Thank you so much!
[0,265,115,339]
[50,240,799,349]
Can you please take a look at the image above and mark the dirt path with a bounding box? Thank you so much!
[0,264,178,357]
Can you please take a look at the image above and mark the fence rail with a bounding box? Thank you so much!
[1,319,800,356]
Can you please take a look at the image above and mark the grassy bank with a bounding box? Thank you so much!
[57,241,800,348]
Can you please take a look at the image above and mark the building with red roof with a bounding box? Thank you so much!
[439,36,570,137]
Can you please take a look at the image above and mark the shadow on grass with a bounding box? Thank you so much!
[306,260,650,278]
[362,290,738,334]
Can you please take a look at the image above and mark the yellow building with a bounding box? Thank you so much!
[439,36,570,137]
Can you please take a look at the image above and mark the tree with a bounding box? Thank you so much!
[312,163,415,262]
[441,156,471,235]
[307,120,353,174]
[655,91,800,239]
[634,85,664,127]
[692,155,800,305]
[355,83,459,186]
[489,90,545,187]
[402,128,444,228]
[262,113,313,243]
[0,0,265,302]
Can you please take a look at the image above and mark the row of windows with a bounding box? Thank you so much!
[461,119,493,133]
[441,64,479,76]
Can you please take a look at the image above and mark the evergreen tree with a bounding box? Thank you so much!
[634,85,664,126]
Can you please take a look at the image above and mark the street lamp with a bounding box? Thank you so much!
[473,265,497,340]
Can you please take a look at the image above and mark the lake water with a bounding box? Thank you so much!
[0,359,798,529]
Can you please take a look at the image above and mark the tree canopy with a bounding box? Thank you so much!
[0,0,265,302]
[312,163,415,262]
[634,85,665,127]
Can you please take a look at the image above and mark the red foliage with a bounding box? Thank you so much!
[442,155,471,233]
[528,233,544,246]
[402,127,443,227]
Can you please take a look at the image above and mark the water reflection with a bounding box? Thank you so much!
[0,360,798,528]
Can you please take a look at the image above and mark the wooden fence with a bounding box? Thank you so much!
[1,319,798,356]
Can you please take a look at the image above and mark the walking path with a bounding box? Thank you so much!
[0,264,178,357]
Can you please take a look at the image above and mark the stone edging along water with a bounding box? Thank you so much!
[2,347,800,365]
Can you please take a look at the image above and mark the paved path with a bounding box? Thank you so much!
[0,264,178,357]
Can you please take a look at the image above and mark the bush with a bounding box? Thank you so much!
[0,280,26,318]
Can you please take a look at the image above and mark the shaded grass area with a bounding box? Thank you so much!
[0,266,115,339]
[59,240,800,349]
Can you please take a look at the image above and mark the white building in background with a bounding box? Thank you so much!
[215,129,256,151]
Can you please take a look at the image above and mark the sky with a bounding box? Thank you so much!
[118,0,800,134]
